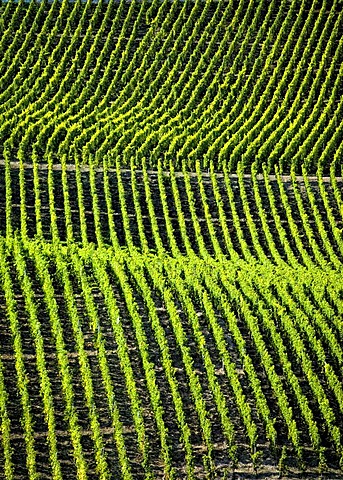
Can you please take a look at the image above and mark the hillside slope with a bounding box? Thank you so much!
[0,1,343,479]
[0,0,342,172]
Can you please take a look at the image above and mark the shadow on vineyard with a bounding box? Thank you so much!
[0,0,343,478]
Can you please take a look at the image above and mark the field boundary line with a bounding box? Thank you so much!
[0,160,342,182]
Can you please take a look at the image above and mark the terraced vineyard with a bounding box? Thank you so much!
[0,0,343,478]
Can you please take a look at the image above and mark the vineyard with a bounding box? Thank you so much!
[0,0,343,479]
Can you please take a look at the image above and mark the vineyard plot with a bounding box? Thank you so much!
[0,162,342,268]
[0,0,342,171]
[0,244,342,479]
